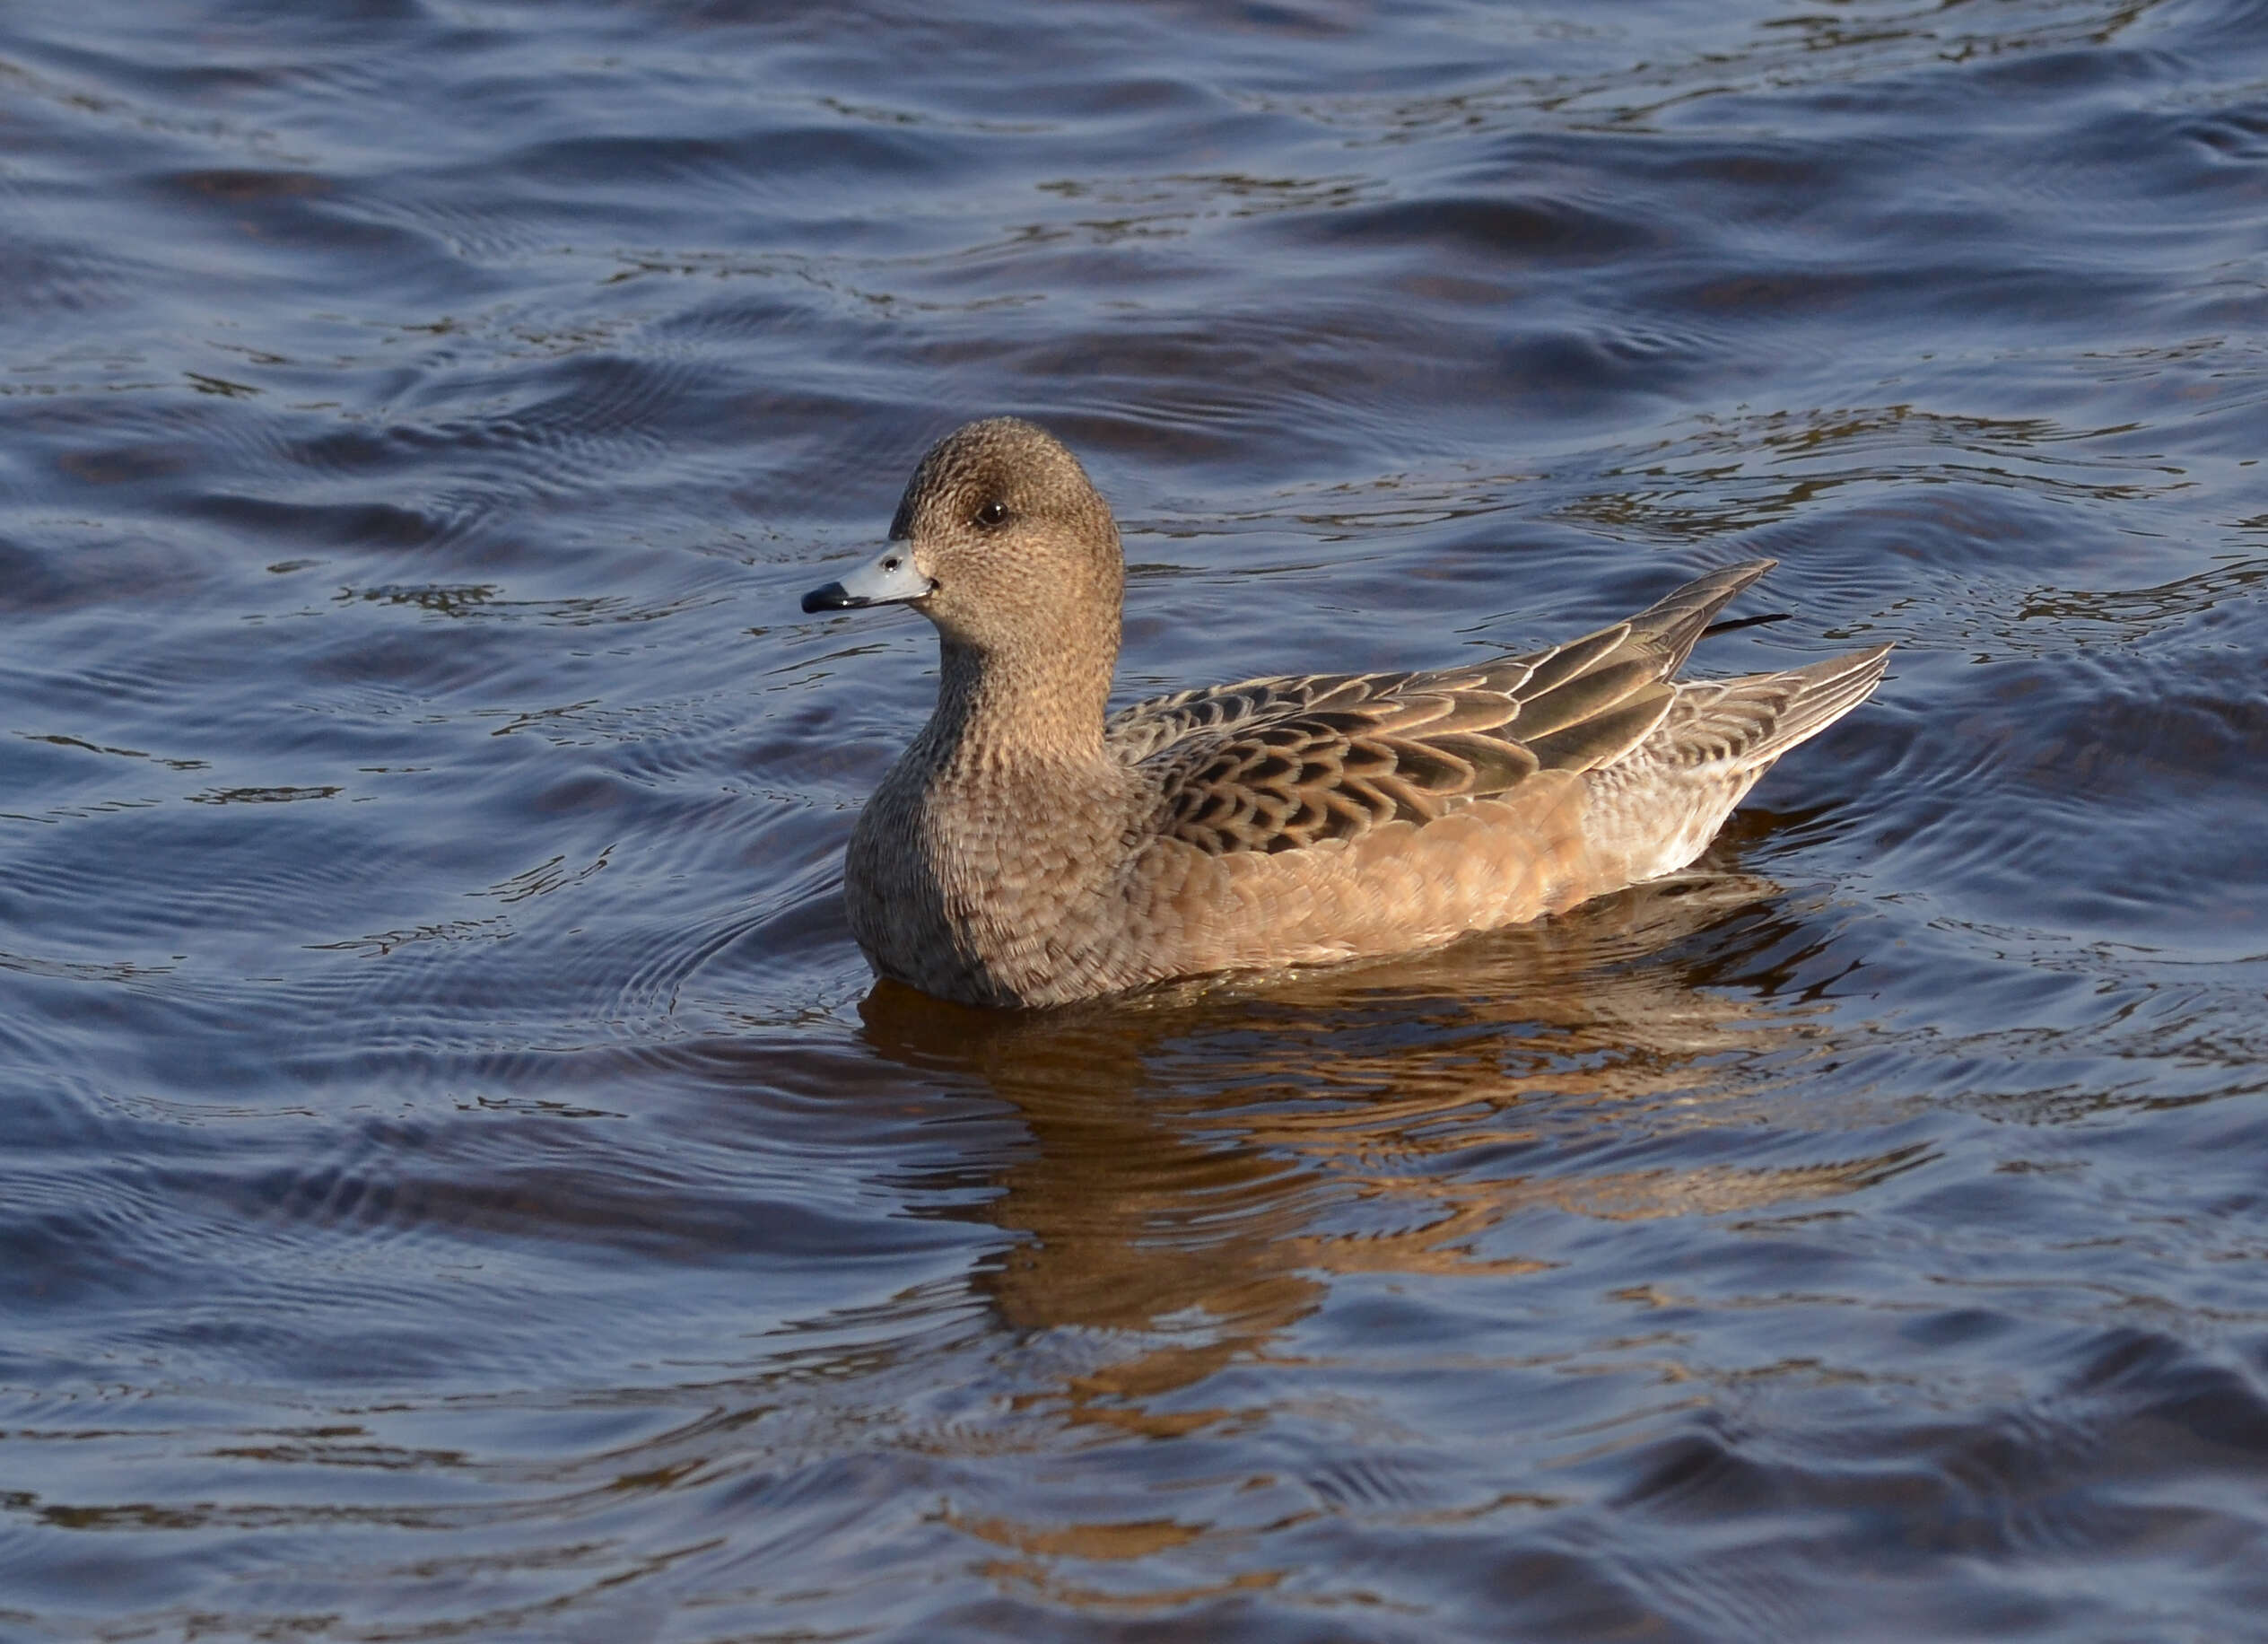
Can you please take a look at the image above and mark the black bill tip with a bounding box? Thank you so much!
[800,582,859,615]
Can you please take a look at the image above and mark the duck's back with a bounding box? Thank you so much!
[1085,562,1889,996]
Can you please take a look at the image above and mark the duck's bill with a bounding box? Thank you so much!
[801,547,935,614]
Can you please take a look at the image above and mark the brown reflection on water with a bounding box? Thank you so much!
[856,862,1920,1432]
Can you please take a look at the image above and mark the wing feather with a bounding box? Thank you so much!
[1521,684,1676,771]
[1109,561,1784,859]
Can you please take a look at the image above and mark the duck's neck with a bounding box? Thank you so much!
[923,634,1118,775]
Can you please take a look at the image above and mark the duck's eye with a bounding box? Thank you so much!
[973,499,1010,529]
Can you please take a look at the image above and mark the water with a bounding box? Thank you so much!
[3,0,2265,1637]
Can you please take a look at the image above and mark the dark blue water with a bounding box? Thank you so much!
[4,0,2266,1638]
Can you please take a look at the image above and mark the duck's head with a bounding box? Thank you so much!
[801,417,1123,660]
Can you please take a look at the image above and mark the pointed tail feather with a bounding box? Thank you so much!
[1661,643,1891,774]
[1741,644,1892,765]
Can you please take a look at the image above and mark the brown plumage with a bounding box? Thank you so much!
[801,417,1889,1008]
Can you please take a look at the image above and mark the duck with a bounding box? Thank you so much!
[801,417,1889,1009]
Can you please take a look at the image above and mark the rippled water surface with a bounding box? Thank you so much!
[4,0,2268,1637]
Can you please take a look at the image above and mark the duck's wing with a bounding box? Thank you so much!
[1107,560,1797,858]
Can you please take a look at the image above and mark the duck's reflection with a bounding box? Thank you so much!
[856,844,1922,1422]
